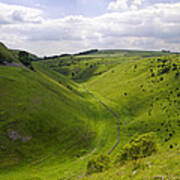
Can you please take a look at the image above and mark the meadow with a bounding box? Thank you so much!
[0,43,179,179]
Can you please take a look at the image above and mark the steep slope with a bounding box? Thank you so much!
[38,55,135,83]
[82,55,180,179]
[34,52,180,179]
[39,49,172,83]
[0,42,18,63]
[0,60,118,179]
[0,41,39,70]
[0,43,179,179]
[88,55,180,145]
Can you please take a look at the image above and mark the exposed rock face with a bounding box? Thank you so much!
[7,130,20,141]
[2,61,22,68]
[7,130,32,142]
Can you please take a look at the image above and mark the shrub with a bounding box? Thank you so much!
[131,159,148,171]
[76,149,87,157]
[19,51,30,66]
[116,132,157,163]
[158,66,170,75]
[87,154,111,175]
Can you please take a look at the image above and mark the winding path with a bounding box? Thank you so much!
[83,85,121,155]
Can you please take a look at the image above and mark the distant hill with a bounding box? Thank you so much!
[75,49,173,57]
[75,49,98,56]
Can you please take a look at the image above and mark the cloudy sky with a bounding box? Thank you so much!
[0,0,180,56]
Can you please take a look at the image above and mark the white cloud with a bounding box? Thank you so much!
[108,0,128,10]
[108,0,145,10]
[0,2,43,24]
[0,2,180,56]
[134,0,144,5]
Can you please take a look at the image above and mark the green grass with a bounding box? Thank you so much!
[84,55,180,178]
[0,43,179,179]
[0,61,118,179]
[39,55,141,83]
[82,148,180,180]
[87,55,180,139]
[0,42,18,63]
[75,49,173,58]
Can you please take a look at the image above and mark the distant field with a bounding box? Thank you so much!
[75,49,173,57]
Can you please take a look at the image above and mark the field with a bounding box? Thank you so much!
[0,43,179,179]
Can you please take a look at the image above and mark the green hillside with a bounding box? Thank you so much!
[38,52,180,179]
[83,55,180,179]
[0,42,18,63]
[87,55,180,143]
[40,49,172,83]
[11,49,39,62]
[0,43,118,179]
[0,42,179,179]
[75,49,172,57]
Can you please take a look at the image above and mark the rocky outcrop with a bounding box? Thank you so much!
[7,130,32,142]
[7,130,20,141]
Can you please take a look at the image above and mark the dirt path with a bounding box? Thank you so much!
[80,147,97,160]
[83,85,121,155]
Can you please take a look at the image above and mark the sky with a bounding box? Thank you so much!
[0,0,180,56]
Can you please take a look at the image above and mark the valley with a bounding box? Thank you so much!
[0,43,180,180]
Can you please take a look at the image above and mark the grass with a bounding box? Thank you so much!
[0,60,117,179]
[0,42,18,63]
[75,49,172,58]
[0,42,179,179]
[84,55,180,179]
[82,148,180,180]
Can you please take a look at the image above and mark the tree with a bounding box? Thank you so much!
[19,51,30,66]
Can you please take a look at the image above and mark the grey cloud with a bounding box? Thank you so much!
[11,11,24,22]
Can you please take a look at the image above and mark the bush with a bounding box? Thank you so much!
[76,149,87,157]
[19,51,30,66]
[0,51,13,63]
[116,132,157,163]
[87,154,111,175]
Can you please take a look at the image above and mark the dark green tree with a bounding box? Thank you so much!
[19,51,30,66]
